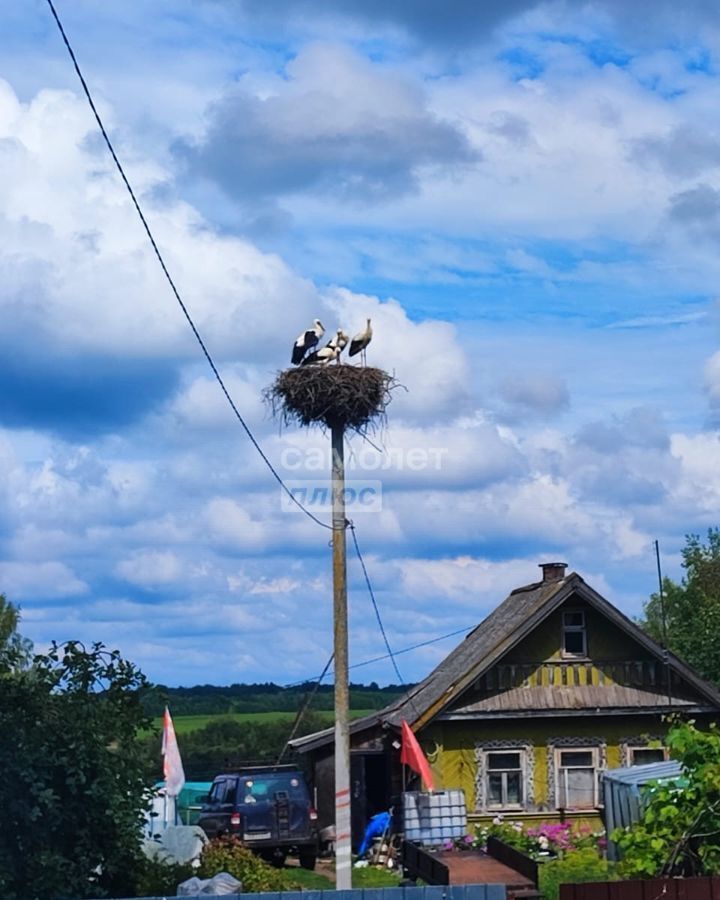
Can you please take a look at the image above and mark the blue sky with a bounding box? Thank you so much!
[1,0,720,686]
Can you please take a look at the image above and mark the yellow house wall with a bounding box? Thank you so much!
[420,714,671,828]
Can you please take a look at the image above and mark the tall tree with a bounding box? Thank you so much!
[0,640,153,899]
[0,594,32,673]
[640,529,720,684]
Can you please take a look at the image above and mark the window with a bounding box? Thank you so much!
[486,751,524,809]
[630,747,666,765]
[556,749,598,809]
[562,610,587,657]
[209,778,234,804]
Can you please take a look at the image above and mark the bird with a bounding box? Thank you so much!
[301,345,340,366]
[291,319,325,365]
[348,318,373,365]
[326,328,350,362]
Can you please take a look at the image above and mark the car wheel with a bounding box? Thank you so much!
[269,850,287,868]
[299,851,317,870]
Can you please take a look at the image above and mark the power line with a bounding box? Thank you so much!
[348,522,405,686]
[283,624,471,687]
[45,1,427,712]
[276,652,334,763]
[44,0,331,532]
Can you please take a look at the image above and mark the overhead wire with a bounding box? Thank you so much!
[283,623,472,687]
[276,652,334,763]
[45,0,441,720]
[44,0,331,532]
[348,522,405,684]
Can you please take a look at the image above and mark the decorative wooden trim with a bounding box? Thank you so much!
[619,735,666,767]
[547,736,607,809]
[474,738,534,813]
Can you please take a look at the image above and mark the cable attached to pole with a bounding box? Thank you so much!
[44,0,331,531]
[277,653,334,763]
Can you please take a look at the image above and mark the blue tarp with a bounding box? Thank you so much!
[358,811,393,857]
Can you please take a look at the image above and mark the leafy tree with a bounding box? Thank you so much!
[613,720,720,876]
[0,594,32,673]
[640,529,720,683]
[0,640,153,899]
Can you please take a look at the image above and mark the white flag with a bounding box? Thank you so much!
[162,706,185,797]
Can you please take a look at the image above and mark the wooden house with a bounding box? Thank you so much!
[291,562,720,840]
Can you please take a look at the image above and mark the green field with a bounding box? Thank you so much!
[155,709,376,735]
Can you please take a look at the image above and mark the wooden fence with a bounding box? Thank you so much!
[560,876,720,900]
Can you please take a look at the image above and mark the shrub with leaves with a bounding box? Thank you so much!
[133,856,196,897]
[612,721,720,877]
[539,848,616,900]
[198,836,300,892]
[0,640,153,899]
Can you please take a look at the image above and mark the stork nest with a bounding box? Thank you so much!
[267,364,396,431]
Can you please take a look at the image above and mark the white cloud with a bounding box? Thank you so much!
[1,8,720,687]
[0,560,88,600]
[115,550,183,587]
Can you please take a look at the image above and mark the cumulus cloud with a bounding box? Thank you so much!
[575,407,669,452]
[236,0,537,46]
[0,561,88,600]
[326,288,473,424]
[633,127,720,179]
[0,79,323,434]
[497,374,570,420]
[115,550,183,588]
[176,43,477,204]
[230,0,720,47]
[706,351,720,410]
[3,5,720,686]
[668,184,720,241]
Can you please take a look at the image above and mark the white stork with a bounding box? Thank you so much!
[348,318,373,365]
[301,345,341,366]
[326,328,350,361]
[291,319,325,365]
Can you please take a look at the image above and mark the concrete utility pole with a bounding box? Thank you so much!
[331,422,352,890]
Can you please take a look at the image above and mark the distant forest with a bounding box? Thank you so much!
[143,681,409,716]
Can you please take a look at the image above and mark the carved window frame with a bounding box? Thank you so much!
[547,736,606,810]
[474,739,534,813]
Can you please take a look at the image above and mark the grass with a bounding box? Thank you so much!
[282,861,401,891]
[153,710,376,735]
[283,866,335,890]
[352,865,402,888]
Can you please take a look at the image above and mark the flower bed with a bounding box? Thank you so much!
[478,817,606,860]
[440,816,606,861]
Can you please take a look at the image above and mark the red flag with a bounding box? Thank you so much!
[400,720,435,791]
[162,706,186,797]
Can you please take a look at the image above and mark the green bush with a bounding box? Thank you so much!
[612,721,720,877]
[198,837,300,892]
[539,848,616,900]
[133,856,195,897]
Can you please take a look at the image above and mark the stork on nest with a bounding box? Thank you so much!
[267,364,397,431]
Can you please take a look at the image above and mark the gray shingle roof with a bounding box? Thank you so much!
[290,570,720,752]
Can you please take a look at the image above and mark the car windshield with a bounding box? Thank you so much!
[236,772,309,804]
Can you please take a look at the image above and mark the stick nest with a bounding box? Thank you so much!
[267,365,396,431]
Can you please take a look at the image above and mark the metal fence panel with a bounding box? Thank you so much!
[105,884,511,900]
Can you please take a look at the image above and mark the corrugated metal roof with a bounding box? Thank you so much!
[603,760,683,786]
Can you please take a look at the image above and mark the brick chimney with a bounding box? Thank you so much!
[540,561,568,583]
